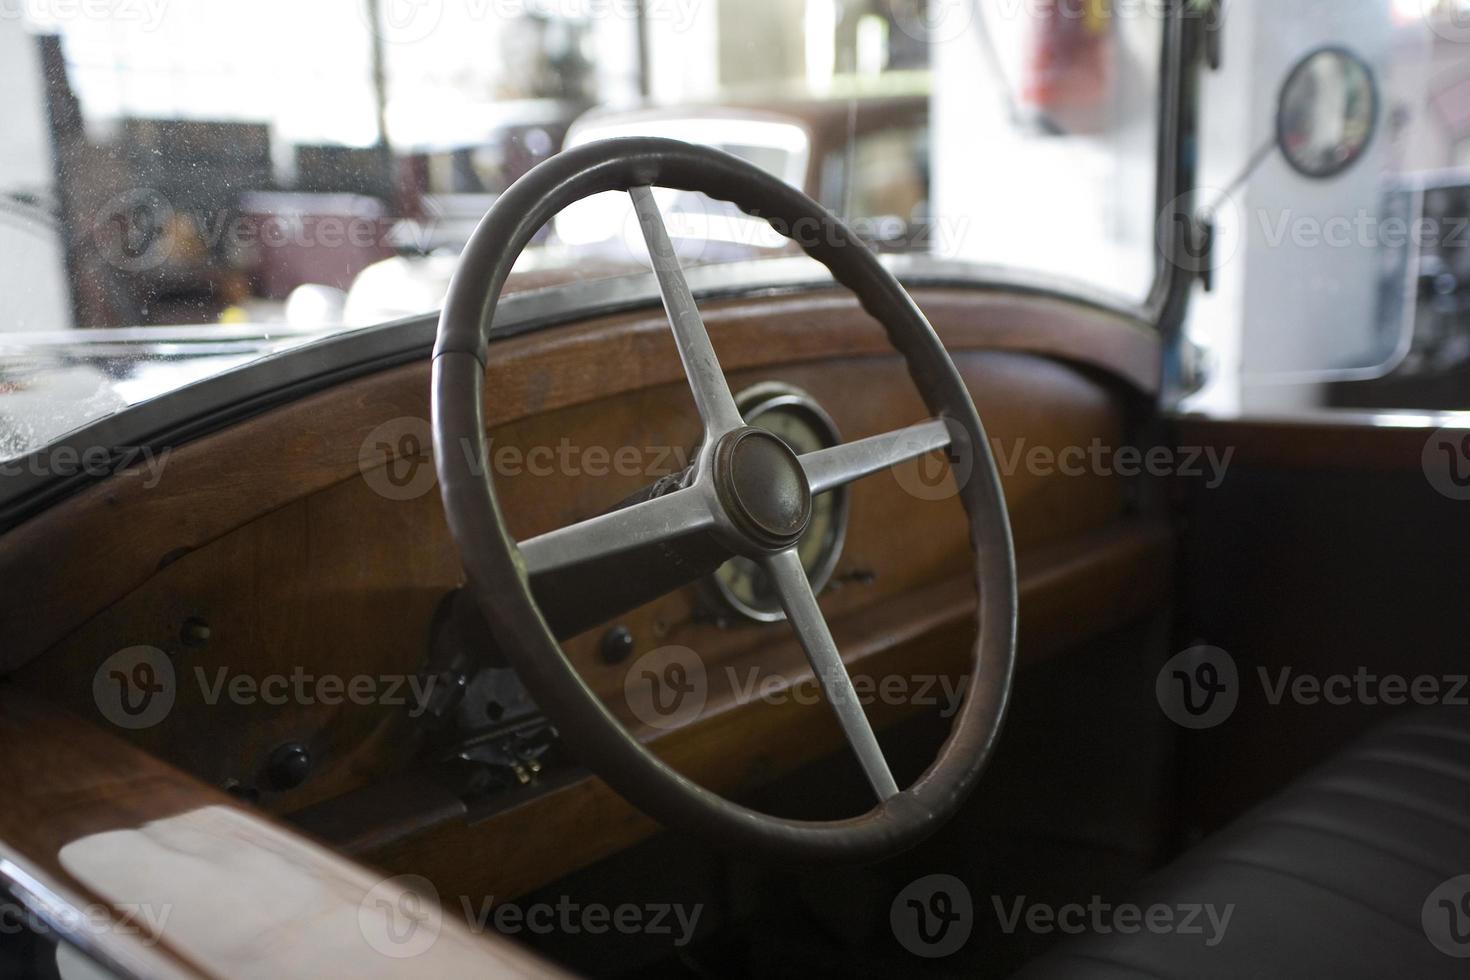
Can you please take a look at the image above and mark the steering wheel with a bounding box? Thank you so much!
[432,137,1017,863]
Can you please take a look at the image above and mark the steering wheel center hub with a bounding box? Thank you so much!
[712,427,813,550]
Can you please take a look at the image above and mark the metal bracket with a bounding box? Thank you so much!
[1200,0,1225,71]
[1195,217,1216,293]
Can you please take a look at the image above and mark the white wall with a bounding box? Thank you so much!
[646,0,719,101]
[931,0,1163,302]
[0,16,70,331]
[1184,0,1416,415]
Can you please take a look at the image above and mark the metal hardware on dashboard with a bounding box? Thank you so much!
[705,382,850,624]
[420,587,565,802]
[1203,0,1224,71]
[456,720,563,800]
[600,625,635,665]
[1175,336,1210,399]
[420,588,494,730]
[222,778,259,804]
[264,742,311,791]
[179,616,211,648]
[422,589,543,734]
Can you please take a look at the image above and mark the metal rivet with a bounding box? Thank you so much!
[180,617,211,647]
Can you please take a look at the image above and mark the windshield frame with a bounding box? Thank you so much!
[0,253,1162,532]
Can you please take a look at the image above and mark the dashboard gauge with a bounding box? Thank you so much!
[709,383,849,623]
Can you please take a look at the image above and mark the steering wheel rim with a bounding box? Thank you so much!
[432,137,1017,863]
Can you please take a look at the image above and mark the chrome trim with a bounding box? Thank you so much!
[709,382,850,625]
[518,486,716,578]
[630,185,747,436]
[764,545,900,800]
[1167,409,1470,430]
[0,847,145,979]
[0,323,331,348]
[801,419,952,496]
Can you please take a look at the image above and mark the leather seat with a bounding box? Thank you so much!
[1017,707,1470,978]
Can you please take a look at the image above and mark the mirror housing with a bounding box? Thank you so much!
[1276,46,1378,180]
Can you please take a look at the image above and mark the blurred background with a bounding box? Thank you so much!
[12,1,1470,442]
[0,0,1162,335]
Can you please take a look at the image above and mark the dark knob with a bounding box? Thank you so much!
[601,625,635,664]
[180,617,211,647]
[265,742,311,791]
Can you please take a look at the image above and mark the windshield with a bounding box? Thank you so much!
[0,0,1166,458]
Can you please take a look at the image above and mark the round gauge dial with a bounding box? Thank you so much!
[709,384,849,623]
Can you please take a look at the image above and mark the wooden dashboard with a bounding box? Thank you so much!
[0,285,1170,900]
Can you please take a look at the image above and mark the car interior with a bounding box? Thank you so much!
[3,1,1470,978]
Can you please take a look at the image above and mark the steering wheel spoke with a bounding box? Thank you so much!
[764,547,900,801]
[629,185,745,439]
[800,418,954,496]
[518,485,715,577]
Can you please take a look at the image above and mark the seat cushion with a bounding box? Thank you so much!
[1017,707,1470,978]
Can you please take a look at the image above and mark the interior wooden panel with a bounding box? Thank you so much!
[1170,411,1470,836]
[0,286,1166,896]
[1171,412,1470,471]
[0,690,563,979]
[0,287,1156,674]
[13,344,1131,805]
[308,518,1173,902]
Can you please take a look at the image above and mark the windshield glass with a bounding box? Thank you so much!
[0,0,1165,458]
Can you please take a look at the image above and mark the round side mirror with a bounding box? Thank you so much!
[1277,46,1379,180]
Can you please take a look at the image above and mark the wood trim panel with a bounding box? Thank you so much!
[1170,413,1469,472]
[310,518,1173,901]
[0,288,1156,674]
[0,286,1168,911]
[0,689,563,979]
[12,346,1133,818]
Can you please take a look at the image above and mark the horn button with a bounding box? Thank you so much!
[712,428,813,550]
